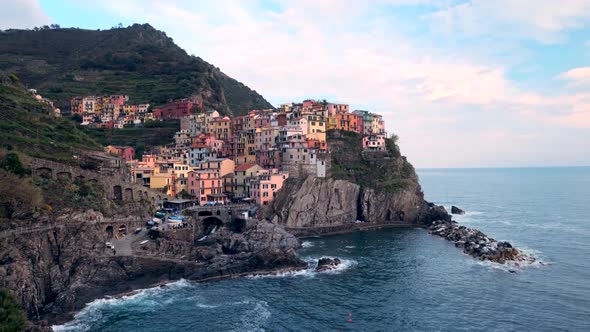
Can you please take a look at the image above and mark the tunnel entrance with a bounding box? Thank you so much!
[201,217,223,236]
[105,226,114,239]
[113,185,122,201]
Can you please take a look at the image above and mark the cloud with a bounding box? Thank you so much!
[559,67,590,87]
[426,0,590,43]
[0,0,52,30]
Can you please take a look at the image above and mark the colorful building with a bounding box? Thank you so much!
[249,169,289,205]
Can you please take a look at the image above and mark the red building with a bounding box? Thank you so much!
[153,99,194,120]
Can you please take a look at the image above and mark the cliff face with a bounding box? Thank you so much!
[264,131,450,233]
[0,213,304,325]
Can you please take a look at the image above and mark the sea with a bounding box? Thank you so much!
[54,167,590,331]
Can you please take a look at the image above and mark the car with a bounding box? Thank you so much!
[204,202,215,206]
[134,228,142,234]
[105,242,113,249]
[214,201,224,206]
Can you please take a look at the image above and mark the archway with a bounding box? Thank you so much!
[124,188,133,201]
[105,226,114,239]
[118,224,127,237]
[36,167,52,178]
[198,210,213,217]
[56,172,72,181]
[202,217,223,236]
[113,185,122,200]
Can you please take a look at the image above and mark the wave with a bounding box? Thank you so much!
[301,241,314,248]
[471,247,548,273]
[231,300,271,332]
[246,256,358,280]
[52,279,196,331]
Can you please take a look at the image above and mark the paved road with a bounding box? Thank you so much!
[112,228,148,256]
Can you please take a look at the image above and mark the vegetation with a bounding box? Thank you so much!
[0,289,26,332]
[327,130,414,192]
[82,121,179,158]
[0,24,272,115]
[0,73,100,161]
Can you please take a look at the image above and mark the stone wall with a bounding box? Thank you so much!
[28,157,172,209]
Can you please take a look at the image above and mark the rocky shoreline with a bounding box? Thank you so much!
[427,220,536,266]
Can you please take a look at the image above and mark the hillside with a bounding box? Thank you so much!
[0,72,100,161]
[0,24,273,115]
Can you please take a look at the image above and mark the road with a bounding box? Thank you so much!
[111,228,148,256]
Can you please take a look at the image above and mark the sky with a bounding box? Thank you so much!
[2,0,590,168]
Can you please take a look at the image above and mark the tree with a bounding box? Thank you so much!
[178,189,191,199]
[0,289,26,332]
[0,153,28,176]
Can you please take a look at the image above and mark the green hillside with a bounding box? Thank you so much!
[0,24,273,115]
[0,72,100,160]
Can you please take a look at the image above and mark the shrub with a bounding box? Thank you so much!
[0,153,28,176]
[0,289,26,332]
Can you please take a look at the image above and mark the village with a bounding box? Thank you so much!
[74,96,388,207]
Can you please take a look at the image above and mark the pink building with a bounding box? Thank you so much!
[249,170,289,206]
[362,135,386,151]
[107,145,135,161]
[325,103,349,117]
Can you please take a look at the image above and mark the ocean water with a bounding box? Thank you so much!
[54,167,590,331]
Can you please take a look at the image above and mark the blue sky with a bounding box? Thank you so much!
[2,0,590,168]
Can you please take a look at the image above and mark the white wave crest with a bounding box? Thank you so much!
[246,256,358,280]
[53,279,195,331]
[301,241,314,248]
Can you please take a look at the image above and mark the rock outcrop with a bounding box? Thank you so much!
[315,258,341,272]
[1,215,305,327]
[451,206,465,215]
[427,220,536,265]
[264,175,449,234]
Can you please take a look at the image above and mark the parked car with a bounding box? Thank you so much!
[214,201,224,206]
[133,228,142,235]
[105,242,113,249]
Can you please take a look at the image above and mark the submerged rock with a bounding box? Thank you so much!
[316,257,342,272]
[451,206,465,215]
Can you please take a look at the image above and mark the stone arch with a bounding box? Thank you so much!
[89,178,98,184]
[386,209,392,221]
[75,175,85,182]
[202,217,223,236]
[216,210,221,216]
[36,167,52,178]
[105,226,114,239]
[198,210,213,217]
[118,224,127,236]
[143,191,148,199]
[56,171,72,181]
[123,188,133,201]
[113,185,122,200]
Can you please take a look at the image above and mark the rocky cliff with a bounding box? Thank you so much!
[263,131,450,235]
[0,212,303,327]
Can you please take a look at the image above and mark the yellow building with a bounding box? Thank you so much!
[326,116,338,131]
[303,113,326,143]
[233,163,262,198]
[208,116,232,140]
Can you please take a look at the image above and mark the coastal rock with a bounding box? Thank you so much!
[316,258,342,272]
[427,220,534,265]
[451,206,465,215]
